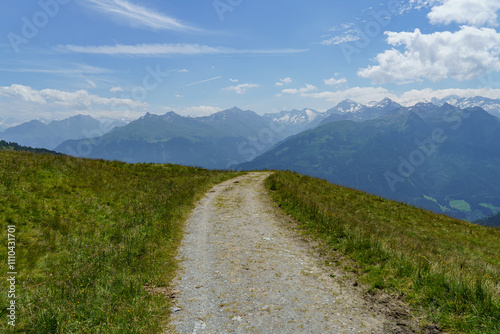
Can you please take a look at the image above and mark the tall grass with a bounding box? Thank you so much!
[266,171,500,334]
[0,151,240,333]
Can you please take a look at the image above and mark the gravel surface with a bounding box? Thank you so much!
[168,172,386,334]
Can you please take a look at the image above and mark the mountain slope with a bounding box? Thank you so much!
[474,212,500,227]
[240,105,500,221]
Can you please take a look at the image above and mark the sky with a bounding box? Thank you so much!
[1,0,500,121]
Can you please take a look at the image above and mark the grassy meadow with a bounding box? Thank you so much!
[0,151,240,333]
[266,171,500,334]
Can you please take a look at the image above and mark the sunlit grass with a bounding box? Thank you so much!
[266,171,500,334]
[0,151,241,333]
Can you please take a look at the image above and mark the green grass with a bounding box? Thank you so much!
[0,151,241,333]
[266,171,500,334]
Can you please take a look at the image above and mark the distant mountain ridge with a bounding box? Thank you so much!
[0,115,118,150]
[424,96,500,118]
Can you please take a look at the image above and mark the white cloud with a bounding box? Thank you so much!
[428,0,500,27]
[57,43,308,56]
[324,77,347,86]
[229,78,239,83]
[0,84,150,121]
[398,0,439,15]
[222,83,259,94]
[87,80,97,88]
[0,84,146,109]
[282,84,317,95]
[321,23,363,46]
[110,86,124,93]
[274,77,292,86]
[321,33,361,46]
[80,0,202,32]
[0,84,46,104]
[329,23,356,32]
[358,26,500,84]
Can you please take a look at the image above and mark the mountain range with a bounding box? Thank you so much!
[51,98,440,169]
[56,108,293,169]
[3,95,499,152]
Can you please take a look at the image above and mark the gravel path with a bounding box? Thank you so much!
[168,172,385,334]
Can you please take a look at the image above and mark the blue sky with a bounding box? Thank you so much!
[1,0,500,121]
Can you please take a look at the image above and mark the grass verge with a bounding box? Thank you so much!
[0,151,241,333]
[265,171,500,334]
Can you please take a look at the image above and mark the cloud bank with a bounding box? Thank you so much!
[428,0,500,27]
[358,26,500,84]
[0,84,146,109]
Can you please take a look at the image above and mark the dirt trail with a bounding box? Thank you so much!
[168,172,386,333]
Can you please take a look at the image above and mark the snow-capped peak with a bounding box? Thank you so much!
[330,99,364,114]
